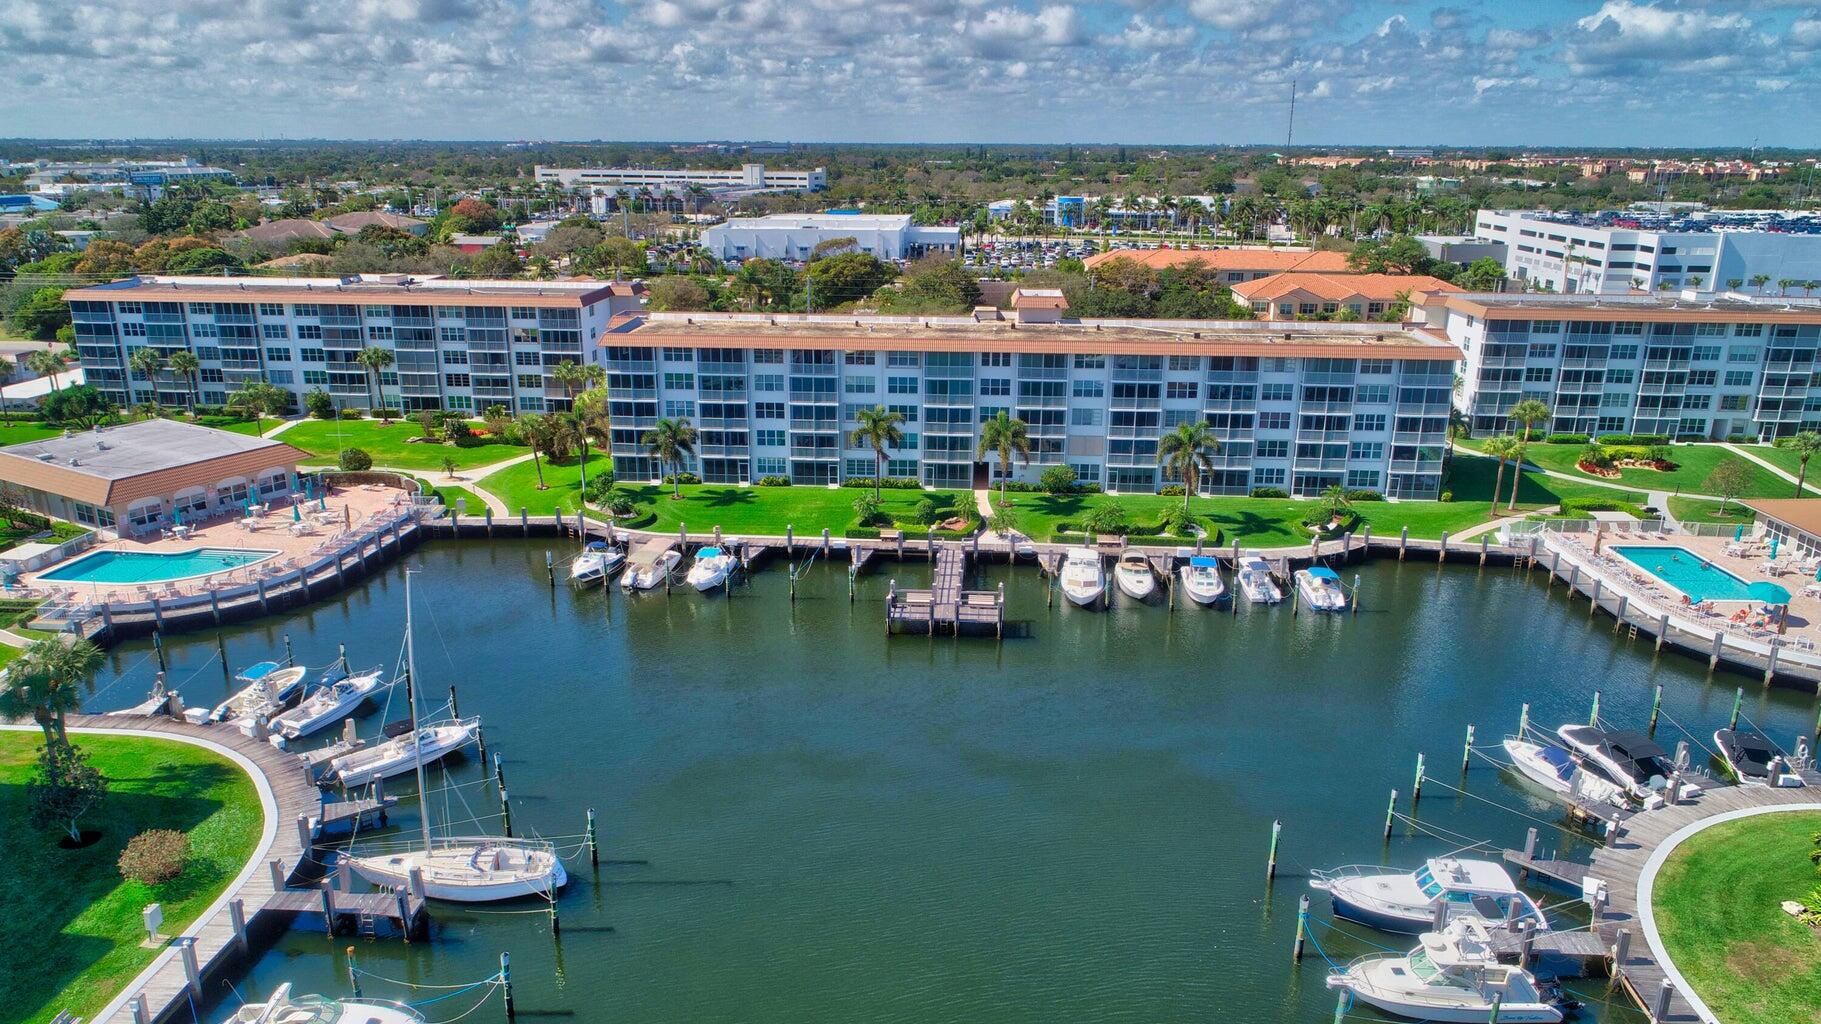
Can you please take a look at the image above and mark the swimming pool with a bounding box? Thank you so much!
[1611,545,1790,604]
[38,547,279,584]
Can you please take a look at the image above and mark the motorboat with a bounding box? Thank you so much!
[569,540,624,584]
[685,546,738,592]
[1714,728,1801,787]
[1311,856,1549,934]
[325,719,480,787]
[232,983,424,1024]
[1294,566,1348,611]
[1059,547,1105,607]
[1326,918,1565,1023]
[1114,551,1156,600]
[203,663,310,723]
[1555,725,1699,802]
[271,669,389,742]
[343,571,567,904]
[1236,554,1283,604]
[621,549,683,591]
[1178,555,1226,605]
[1501,737,1633,809]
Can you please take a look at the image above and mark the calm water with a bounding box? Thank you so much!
[79,540,1821,1024]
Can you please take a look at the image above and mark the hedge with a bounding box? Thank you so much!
[841,477,923,490]
[1593,433,1670,446]
[1559,497,1651,519]
[1249,486,1290,498]
[1543,433,1590,445]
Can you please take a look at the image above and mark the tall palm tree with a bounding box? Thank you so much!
[129,347,165,409]
[1786,431,1821,496]
[355,346,396,421]
[515,412,556,490]
[167,350,201,416]
[571,386,612,494]
[975,410,1032,505]
[1505,398,1552,443]
[26,349,64,392]
[0,637,104,749]
[848,405,905,500]
[551,359,604,409]
[1156,421,1219,512]
[643,417,697,498]
[1481,436,1520,515]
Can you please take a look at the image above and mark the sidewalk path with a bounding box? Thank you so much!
[1721,442,1820,497]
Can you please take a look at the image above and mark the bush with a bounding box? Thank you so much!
[338,447,373,471]
[305,388,335,420]
[1345,489,1386,502]
[997,480,1041,492]
[1561,497,1651,518]
[661,472,701,485]
[1158,484,1185,496]
[851,493,886,526]
[1155,504,1195,535]
[1039,464,1079,495]
[1249,486,1290,498]
[1728,433,1755,444]
[1543,433,1590,445]
[372,408,401,420]
[912,498,941,526]
[119,829,190,885]
[582,475,619,503]
[844,527,882,539]
[755,475,791,486]
[1594,433,1669,446]
[1439,491,1453,502]
[841,477,922,490]
[338,408,365,420]
[1081,501,1129,535]
[442,419,475,446]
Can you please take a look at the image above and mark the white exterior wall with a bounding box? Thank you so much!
[1476,210,1821,295]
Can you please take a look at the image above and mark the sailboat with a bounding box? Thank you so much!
[343,571,568,903]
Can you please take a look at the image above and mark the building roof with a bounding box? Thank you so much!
[449,233,505,247]
[1233,273,1462,303]
[1082,248,1353,273]
[711,213,914,231]
[229,218,339,246]
[1010,288,1069,310]
[0,420,308,506]
[1414,289,1821,325]
[1743,499,1821,540]
[65,274,620,309]
[323,210,427,234]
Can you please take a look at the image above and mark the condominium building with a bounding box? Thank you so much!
[533,163,826,194]
[1411,290,1821,440]
[699,214,960,263]
[1473,209,1821,295]
[597,311,1459,498]
[63,275,645,414]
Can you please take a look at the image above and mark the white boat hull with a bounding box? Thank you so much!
[622,552,682,590]
[570,550,624,584]
[327,721,478,787]
[686,558,736,592]
[1115,568,1155,600]
[210,665,310,722]
[1330,976,1561,1023]
[346,840,568,903]
[1502,738,1629,809]
[272,670,388,741]
[1295,573,1348,612]
[1062,582,1103,607]
[1179,567,1225,605]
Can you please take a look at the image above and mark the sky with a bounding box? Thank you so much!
[2,0,1819,147]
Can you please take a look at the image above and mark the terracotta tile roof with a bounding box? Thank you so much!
[1232,273,1462,303]
[1010,288,1069,310]
[1743,499,1821,540]
[1082,248,1353,273]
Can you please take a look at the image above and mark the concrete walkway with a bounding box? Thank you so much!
[1721,442,1820,497]
[973,488,994,519]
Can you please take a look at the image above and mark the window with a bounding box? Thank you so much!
[1719,394,1750,411]
[1166,382,1199,400]
[444,373,471,388]
[303,370,328,386]
[366,326,393,341]
[1258,411,1291,430]
[297,324,323,340]
[1606,368,1634,384]
[887,376,919,394]
[1687,370,1717,387]
[1601,391,1631,407]
[1349,442,1383,460]
[980,378,1011,396]
[1354,413,1386,432]
[1682,394,1711,410]
[1723,370,1753,386]
[444,394,472,411]
[261,347,288,363]
[1069,462,1102,483]
[1356,384,1390,404]
[1358,359,1392,375]
[661,347,694,362]
[977,406,1008,422]
[753,349,784,364]
[889,404,918,423]
[1531,320,1561,334]
[887,352,920,367]
[267,369,294,385]
[1734,323,1764,337]
[1072,354,1106,369]
[1070,407,1103,426]
[754,402,785,419]
[514,350,541,367]
[1727,348,1760,363]
[200,368,224,383]
[754,429,785,446]
[901,433,919,449]
[1071,379,1104,398]
[1527,343,1557,359]
[980,352,1012,367]
[1254,467,1286,486]
[518,396,546,412]
[1597,416,1627,432]
[844,377,876,394]
[1255,439,1289,459]
[1168,356,1199,372]
[261,323,288,340]
[1346,470,1381,489]
[1260,383,1294,402]
[664,400,695,418]
[517,374,543,389]
[844,351,875,365]
[191,322,219,338]
[663,372,696,390]
[754,374,784,392]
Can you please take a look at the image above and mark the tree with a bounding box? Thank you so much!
[1505,398,1552,442]
[514,413,557,489]
[551,360,605,407]
[10,287,71,339]
[648,276,710,311]
[25,349,65,392]
[1750,273,1772,294]
[1319,484,1353,521]
[1704,458,1754,514]
[809,236,859,260]
[1040,463,1079,495]
[447,198,502,233]
[0,355,13,424]
[642,416,698,498]
[848,405,906,500]
[354,347,396,420]
[0,637,104,750]
[27,741,107,843]
[305,387,335,420]
[804,251,895,310]
[1786,431,1821,497]
[976,410,1032,505]
[1346,234,1431,275]
[1156,421,1219,512]
[129,347,166,404]
[167,350,201,415]
[228,381,289,434]
[1457,258,1507,292]
[1481,436,1521,514]
[41,383,111,429]
[442,455,459,479]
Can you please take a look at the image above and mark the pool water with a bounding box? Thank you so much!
[38,546,278,584]
[1612,544,1760,602]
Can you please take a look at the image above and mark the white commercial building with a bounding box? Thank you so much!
[699,214,960,263]
[533,164,826,194]
[1474,209,1821,295]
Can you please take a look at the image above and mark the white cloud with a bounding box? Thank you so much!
[1118,14,1194,50]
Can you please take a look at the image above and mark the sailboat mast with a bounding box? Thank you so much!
[403,570,434,855]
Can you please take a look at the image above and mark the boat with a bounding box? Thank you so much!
[1114,550,1156,600]
[569,540,624,584]
[231,982,424,1024]
[1059,547,1105,607]
[1236,554,1283,604]
[1501,737,1632,809]
[1326,918,1565,1023]
[621,549,683,590]
[1310,856,1549,934]
[271,669,389,741]
[325,720,479,787]
[1294,566,1348,611]
[344,571,566,903]
[685,546,738,592]
[204,662,310,723]
[1556,725,1699,802]
[1714,728,1800,787]
[1178,555,1226,605]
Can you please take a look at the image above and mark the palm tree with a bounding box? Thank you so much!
[1156,421,1219,512]
[975,410,1032,505]
[228,381,289,435]
[571,387,612,494]
[1481,436,1521,515]
[1505,398,1552,443]
[849,405,905,500]
[167,350,201,416]
[0,637,104,749]
[129,347,165,409]
[551,360,604,408]
[1780,278,1799,297]
[515,413,556,490]
[26,349,64,392]
[1319,484,1352,522]
[1506,439,1531,512]
[1751,273,1772,294]
[643,416,698,498]
[1786,431,1821,496]
[355,346,396,421]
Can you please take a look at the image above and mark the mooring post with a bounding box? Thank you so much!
[1332,989,1349,1024]
[1266,819,1281,882]
[1730,686,1744,730]
[216,633,232,689]
[1612,594,1628,632]
[1292,894,1310,963]
[130,998,148,1024]
[1361,523,1372,556]
[546,550,555,587]
[1398,524,1408,561]
[151,630,167,671]
[1766,643,1780,686]
[1352,573,1360,616]
[1657,612,1670,650]
[501,951,516,1020]
[493,751,506,792]
[1518,701,1529,738]
[549,889,560,937]
[521,507,530,533]
[229,898,247,950]
[1653,978,1675,1022]
[296,813,314,863]
[449,684,461,720]
[347,945,362,998]
[1461,724,1475,774]
[1589,577,1601,616]
[1567,563,1580,593]
[1382,788,1398,840]
[1589,689,1601,727]
[1411,752,1424,806]
[180,937,201,996]
[270,858,285,889]
[284,633,295,667]
[1612,928,1631,977]
[1710,629,1725,671]
[500,786,512,837]
[1523,826,1538,861]
[586,807,599,867]
[1480,534,1489,566]
[1438,531,1449,563]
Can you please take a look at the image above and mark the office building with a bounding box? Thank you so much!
[986,195,1225,230]
[699,214,959,263]
[1411,289,1821,440]
[1415,234,1508,268]
[597,311,1458,498]
[63,275,645,414]
[533,163,826,194]
[1473,209,1821,295]
[1232,274,1458,321]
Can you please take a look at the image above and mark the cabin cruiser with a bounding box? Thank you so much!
[1714,728,1801,787]
[271,669,388,742]
[621,549,683,591]
[325,719,480,787]
[232,983,424,1024]
[1555,725,1699,802]
[685,546,738,592]
[569,540,624,584]
[1236,554,1282,603]
[1502,737,1633,809]
[1113,551,1156,600]
[1178,555,1226,605]
[1059,547,1105,608]
[1311,856,1549,934]
[1294,566,1348,611]
[1326,918,1565,1022]
[201,662,311,723]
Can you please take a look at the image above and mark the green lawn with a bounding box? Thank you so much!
[279,419,525,471]
[1654,811,1821,1024]
[405,474,485,514]
[1668,495,1758,527]
[0,731,265,1024]
[1752,444,1821,494]
[623,484,970,536]
[0,421,66,447]
[1458,438,1789,498]
[476,452,612,517]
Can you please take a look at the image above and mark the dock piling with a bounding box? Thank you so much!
[151,630,167,672]
[586,808,598,867]
[546,550,554,587]
[1266,819,1281,882]
[1653,979,1675,1022]
[1589,689,1601,727]
[179,937,201,996]
[1710,630,1725,671]
[1611,928,1631,979]
[501,952,515,1020]
[229,898,247,951]
[1292,894,1310,963]
[1461,724,1475,774]
[1352,573,1360,616]
[1382,788,1398,840]
[130,998,148,1024]
[1589,577,1601,616]
[1518,702,1529,738]
[1412,753,1425,806]
[1480,534,1489,566]
[347,946,362,998]
[1438,531,1449,563]
[1612,594,1628,632]
[217,634,232,690]
[1398,525,1408,561]
[284,633,295,667]
[1730,686,1744,730]
[1648,685,1664,737]
[449,684,461,720]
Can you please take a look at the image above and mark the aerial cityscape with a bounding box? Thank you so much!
[6,3,1821,1024]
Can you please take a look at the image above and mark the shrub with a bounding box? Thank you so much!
[851,493,886,526]
[582,475,618,503]
[338,408,365,420]
[1543,433,1590,445]
[1039,464,1079,495]
[338,447,373,471]
[1439,491,1453,502]
[1249,486,1290,498]
[1729,433,1755,444]
[1081,501,1129,535]
[844,527,882,539]
[1155,504,1195,535]
[1158,484,1185,496]
[414,409,438,438]
[1345,489,1386,502]
[1560,497,1651,518]
[912,497,941,525]
[304,388,335,420]
[602,492,637,517]
[119,829,190,885]
[442,419,474,446]
[372,408,401,421]
[841,476,922,490]
[1594,433,1669,446]
[661,472,701,485]
[755,475,791,486]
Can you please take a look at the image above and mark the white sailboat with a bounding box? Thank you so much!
[271,669,390,742]
[203,662,310,723]
[343,571,567,903]
[1113,551,1156,600]
[1178,555,1226,605]
[1294,566,1348,611]
[1059,547,1105,607]
[569,540,625,584]
[232,983,424,1024]
[685,545,738,591]
[1327,918,1564,1022]
[1236,554,1283,604]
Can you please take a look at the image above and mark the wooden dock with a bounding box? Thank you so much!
[264,882,425,940]
[885,544,1005,636]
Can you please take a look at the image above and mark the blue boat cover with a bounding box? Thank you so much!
[1189,556,1219,567]
[237,660,280,681]
[698,547,723,558]
[1308,566,1340,580]
[586,540,608,550]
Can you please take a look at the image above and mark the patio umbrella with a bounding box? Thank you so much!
[1771,535,1781,561]
[319,493,327,512]
[304,477,314,501]
[172,506,183,526]
[1734,524,1745,542]
[292,502,301,523]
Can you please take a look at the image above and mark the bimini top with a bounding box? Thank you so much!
[1189,556,1219,568]
[1420,857,1520,897]
[1307,566,1341,581]
[586,540,608,551]
[236,660,281,682]
[697,547,723,558]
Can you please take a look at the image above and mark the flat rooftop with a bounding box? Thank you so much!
[715,214,914,230]
[66,274,624,308]
[1,419,297,480]
[1420,289,1821,323]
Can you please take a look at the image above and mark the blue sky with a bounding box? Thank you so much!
[2,1,1818,146]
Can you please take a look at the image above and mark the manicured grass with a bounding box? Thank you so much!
[0,731,265,1024]
[476,452,613,517]
[280,419,524,471]
[405,474,485,514]
[1654,811,1821,1024]
[1668,495,1757,526]
[0,421,66,447]
[0,519,87,554]
[1458,437,1789,497]
[1752,444,1821,493]
[624,484,970,536]
[194,416,266,437]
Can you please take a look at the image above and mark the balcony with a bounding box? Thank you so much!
[1206,371,1259,384]
[613,388,658,400]
[214,314,256,326]
[472,386,513,399]
[788,390,839,403]
[1296,429,1351,443]
[605,359,655,373]
[788,418,839,431]
[1292,457,1349,472]
[1389,459,1444,473]
[698,444,750,457]
[1392,431,1448,445]
[789,446,839,459]
[698,417,749,429]
[1643,358,1691,371]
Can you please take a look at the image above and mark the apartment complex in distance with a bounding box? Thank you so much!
[63,275,645,414]
[533,163,826,195]
[1412,289,1821,440]
[1474,209,1821,295]
[597,308,1458,498]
